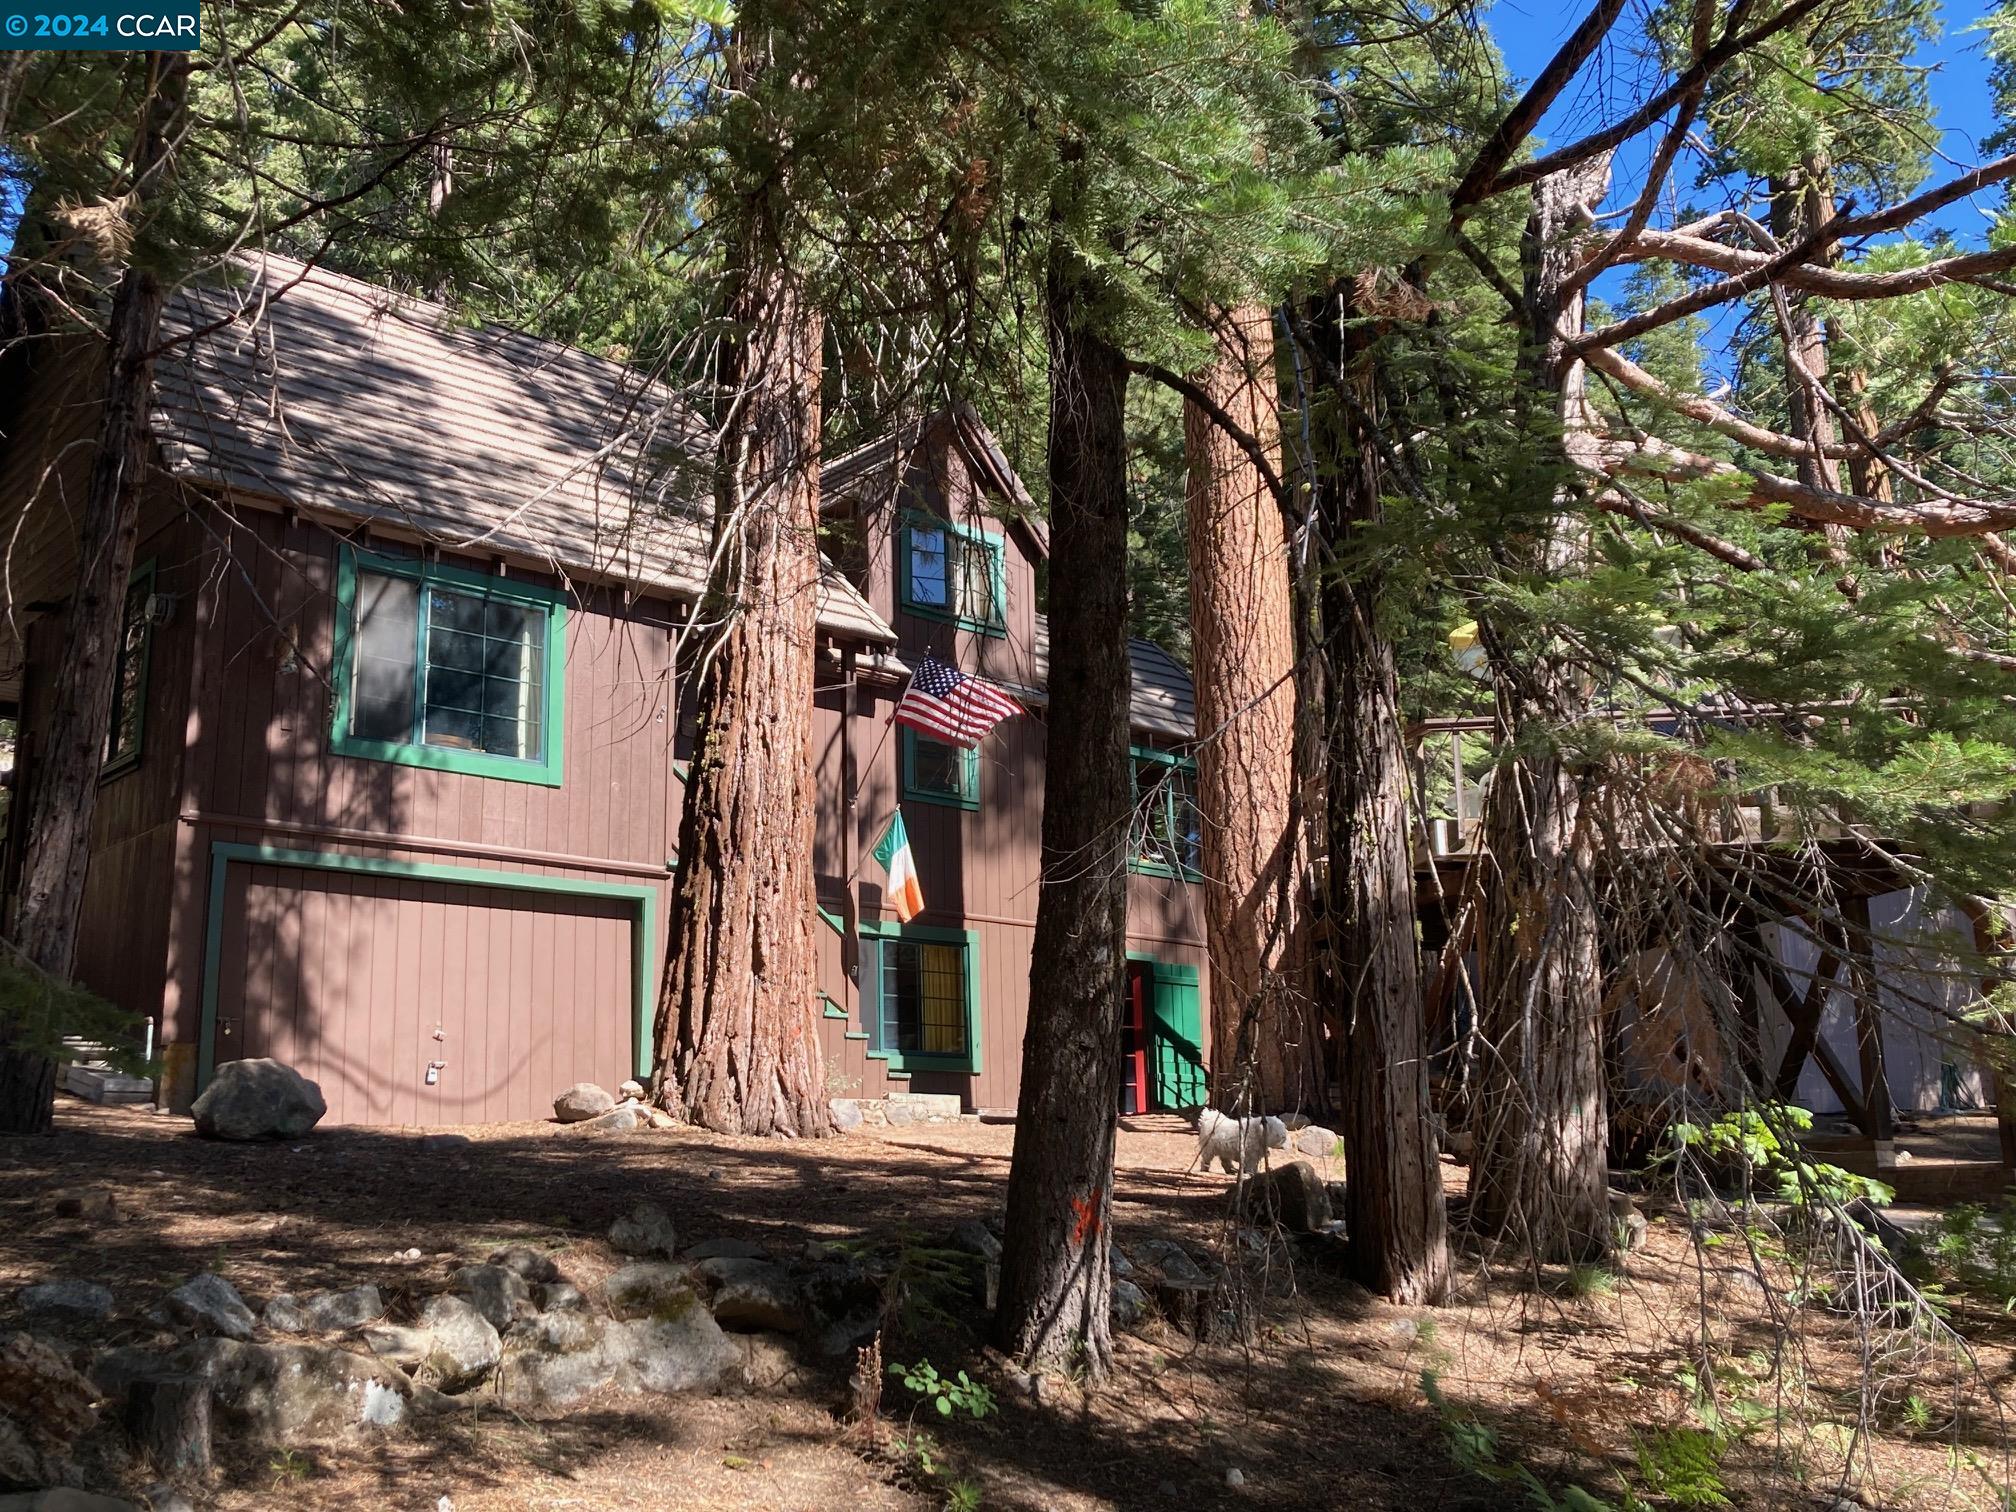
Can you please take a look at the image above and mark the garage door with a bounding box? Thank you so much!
[211,858,642,1127]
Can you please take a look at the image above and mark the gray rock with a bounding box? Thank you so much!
[190,1059,325,1142]
[1324,1181,1349,1213]
[497,1301,739,1412]
[618,1080,646,1101]
[1245,1160,1331,1234]
[301,1285,382,1332]
[947,1219,1002,1264]
[265,1285,382,1335]
[605,1263,702,1322]
[1111,1278,1148,1330]
[535,1281,586,1313]
[195,1337,410,1441]
[0,1415,43,1489]
[1133,1238,1207,1285]
[829,1098,863,1132]
[142,1486,196,1512]
[576,1104,645,1133]
[729,1334,802,1394]
[694,1257,805,1334]
[682,1238,773,1263]
[420,1133,472,1152]
[358,1323,429,1372]
[1109,1248,1133,1279]
[413,1296,501,1392]
[1293,1125,1339,1159]
[609,1202,677,1259]
[553,1083,615,1122]
[450,1265,533,1332]
[0,1494,141,1512]
[487,1245,563,1285]
[166,1274,256,1341]
[16,1281,113,1327]
[883,1100,916,1128]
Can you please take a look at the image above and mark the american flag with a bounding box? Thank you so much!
[895,653,1022,747]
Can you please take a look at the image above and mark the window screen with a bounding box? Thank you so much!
[906,522,1000,628]
[349,571,546,761]
[103,578,150,770]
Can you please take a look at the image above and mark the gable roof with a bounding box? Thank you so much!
[1031,616,1196,741]
[151,254,893,643]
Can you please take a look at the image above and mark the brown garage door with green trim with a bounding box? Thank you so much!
[213,861,637,1126]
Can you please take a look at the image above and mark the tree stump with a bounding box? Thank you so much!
[124,1374,211,1477]
[1143,1275,1250,1344]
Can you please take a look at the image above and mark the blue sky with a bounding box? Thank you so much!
[1487,0,2004,245]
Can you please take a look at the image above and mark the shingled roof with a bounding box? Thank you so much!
[151,255,894,642]
[1031,616,1196,741]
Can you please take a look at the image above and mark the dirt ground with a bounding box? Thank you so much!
[3,1099,2010,1512]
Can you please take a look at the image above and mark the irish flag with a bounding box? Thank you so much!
[872,812,924,923]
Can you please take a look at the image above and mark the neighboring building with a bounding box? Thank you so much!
[0,255,1208,1126]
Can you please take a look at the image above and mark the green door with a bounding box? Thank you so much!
[1146,961,1207,1110]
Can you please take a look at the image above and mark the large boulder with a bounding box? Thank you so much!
[575,1104,646,1134]
[0,1335,97,1451]
[263,1285,382,1336]
[553,1083,615,1123]
[496,1302,740,1413]
[1245,1160,1331,1234]
[413,1297,500,1391]
[191,1060,325,1142]
[604,1263,701,1322]
[694,1257,805,1334]
[450,1265,534,1333]
[609,1202,678,1259]
[185,1338,408,1441]
[15,1282,113,1329]
[165,1275,256,1342]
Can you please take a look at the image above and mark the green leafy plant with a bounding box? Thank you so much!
[889,1359,996,1421]
[1632,1427,1731,1508]
[1932,1199,2016,1309]
[944,1480,984,1512]
[1668,1105,1894,1208]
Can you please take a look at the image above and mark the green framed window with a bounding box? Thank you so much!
[102,560,155,777]
[858,920,982,1074]
[899,512,1005,635]
[1130,746,1201,880]
[333,547,567,786]
[901,727,979,810]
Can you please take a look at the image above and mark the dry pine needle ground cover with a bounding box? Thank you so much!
[1,1100,2009,1511]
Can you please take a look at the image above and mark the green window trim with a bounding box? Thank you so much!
[101,558,156,780]
[332,546,567,787]
[897,511,1006,637]
[857,918,983,1075]
[900,728,980,810]
[1129,745,1202,882]
[821,990,850,1020]
[197,841,656,1088]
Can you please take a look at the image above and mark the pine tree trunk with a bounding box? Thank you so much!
[1468,159,1613,1264]
[1309,286,1449,1303]
[650,41,830,1136]
[1182,304,1320,1116]
[3,54,185,1136]
[993,234,1132,1378]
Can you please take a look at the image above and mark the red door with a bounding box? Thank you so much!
[1118,962,1148,1115]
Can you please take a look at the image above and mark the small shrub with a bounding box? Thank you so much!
[1633,1427,1730,1509]
[888,1359,996,1420]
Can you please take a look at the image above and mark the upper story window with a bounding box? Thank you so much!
[900,513,1005,636]
[333,548,566,787]
[102,562,154,777]
[902,728,980,810]
[1130,746,1202,880]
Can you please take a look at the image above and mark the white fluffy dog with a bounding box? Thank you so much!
[1196,1108,1288,1176]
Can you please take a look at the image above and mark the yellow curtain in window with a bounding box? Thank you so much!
[921,943,965,1053]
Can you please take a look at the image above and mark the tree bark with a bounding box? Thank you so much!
[1182,305,1320,1116]
[993,232,1132,1378]
[650,25,829,1138]
[3,53,186,1136]
[123,1374,212,1477]
[1468,158,1614,1264]
[1308,285,1450,1303]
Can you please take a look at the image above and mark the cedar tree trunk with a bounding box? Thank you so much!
[2,54,185,1135]
[1309,284,1449,1303]
[651,109,830,1136]
[1183,304,1320,1115]
[1468,160,1613,1263]
[993,235,1132,1377]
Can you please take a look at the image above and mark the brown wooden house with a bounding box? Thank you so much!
[0,255,1209,1127]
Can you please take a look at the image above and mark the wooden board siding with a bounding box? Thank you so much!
[215,859,637,1126]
